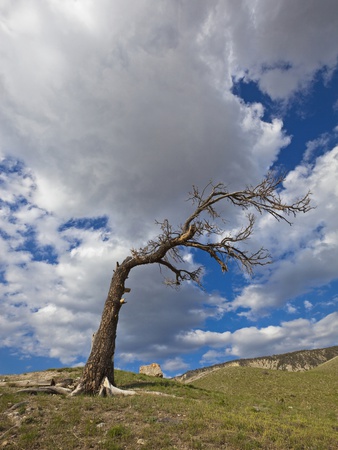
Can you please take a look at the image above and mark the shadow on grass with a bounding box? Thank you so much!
[120,379,206,393]
[120,379,174,389]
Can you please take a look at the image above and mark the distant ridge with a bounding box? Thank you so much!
[175,345,338,383]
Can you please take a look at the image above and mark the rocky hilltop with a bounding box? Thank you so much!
[175,345,338,383]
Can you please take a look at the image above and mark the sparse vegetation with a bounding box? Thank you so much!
[1,358,338,449]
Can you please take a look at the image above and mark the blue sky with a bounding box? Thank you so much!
[0,0,338,376]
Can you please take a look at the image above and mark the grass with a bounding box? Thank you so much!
[0,362,337,449]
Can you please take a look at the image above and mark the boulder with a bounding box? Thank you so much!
[139,363,163,378]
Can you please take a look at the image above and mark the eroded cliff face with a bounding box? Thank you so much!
[236,347,338,372]
[236,357,314,372]
[175,346,338,383]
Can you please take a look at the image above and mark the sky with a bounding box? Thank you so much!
[0,0,338,377]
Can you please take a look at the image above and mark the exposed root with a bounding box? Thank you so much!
[98,377,136,397]
[70,383,85,396]
[17,386,72,395]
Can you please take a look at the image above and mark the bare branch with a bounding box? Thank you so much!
[129,173,312,282]
[158,259,203,286]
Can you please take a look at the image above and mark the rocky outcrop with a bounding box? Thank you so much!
[235,346,338,372]
[139,363,163,377]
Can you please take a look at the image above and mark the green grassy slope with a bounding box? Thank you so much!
[313,355,338,372]
[190,364,338,449]
[1,365,338,449]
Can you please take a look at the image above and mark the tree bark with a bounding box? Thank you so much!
[73,258,133,395]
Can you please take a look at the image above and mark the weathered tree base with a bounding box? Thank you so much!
[14,377,178,398]
[70,377,136,397]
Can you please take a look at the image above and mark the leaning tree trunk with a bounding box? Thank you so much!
[71,227,195,396]
[72,258,133,395]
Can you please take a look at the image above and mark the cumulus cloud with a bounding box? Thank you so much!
[223,0,338,99]
[303,134,330,162]
[286,303,297,314]
[304,300,313,310]
[231,146,338,317]
[162,357,189,373]
[0,0,338,372]
[2,0,319,225]
[180,312,338,363]
[0,172,230,364]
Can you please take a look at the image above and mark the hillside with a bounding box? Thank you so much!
[314,355,338,372]
[175,345,338,383]
[1,361,338,449]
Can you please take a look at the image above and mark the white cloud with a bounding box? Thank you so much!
[303,134,330,162]
[186,312,338,363]
[162,357,189,373]
[231,146,338,316]
[178,329,232,348]
[304,300,313,310]
[0,178,232,364]
[286,303,297,314]
[224,0,338,99]
[200,350,227,365]
[1,0,310,226]
[0,0,338,370]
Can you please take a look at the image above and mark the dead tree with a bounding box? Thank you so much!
[72,173,311,395]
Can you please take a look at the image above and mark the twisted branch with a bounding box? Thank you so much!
[128,172,312,284]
